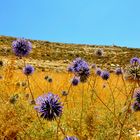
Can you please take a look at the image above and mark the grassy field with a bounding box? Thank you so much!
[0,37,140,140]
[0,57,140,140]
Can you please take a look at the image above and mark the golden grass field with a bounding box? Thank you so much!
[0,36,140,140]
[0,57,140,140]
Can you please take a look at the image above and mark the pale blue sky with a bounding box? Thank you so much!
[0,0,140,48]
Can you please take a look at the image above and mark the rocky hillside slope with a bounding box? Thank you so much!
[0,35,140,71]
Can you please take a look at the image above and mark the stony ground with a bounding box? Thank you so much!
[0,35,140,71]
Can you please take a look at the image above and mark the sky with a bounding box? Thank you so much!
[0,0,140,48]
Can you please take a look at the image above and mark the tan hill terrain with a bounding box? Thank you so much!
[0,35,140,71]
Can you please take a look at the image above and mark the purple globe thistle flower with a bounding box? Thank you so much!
[91,64,96,69]
[12,38,32,57]
[64,136,78,140]
[133,89,140,103]
[132,101,140,112]
[95,68,102,76]
[71,77,79,86]
[130,57,140,65]
[95,49,103,57]
[101,70,110,80]
[69,58,90,82]
[35,93,63,121]
[115,68,123,75]
[23,65,34,76]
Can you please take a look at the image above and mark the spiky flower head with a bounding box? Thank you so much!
[95,68,102,76]
[125,65,140,80]
[101,70,110,80]
[71,77,79,86]
[115,68,123,75]
[130,57,140,65]
[69,58,90,82]
[23,65,34,76]
[64,136,78,140]
[133,89,140,103]
[95,49,103,57]
[35,93,63,121]
[132,101,140,112]
[12,38,32,57]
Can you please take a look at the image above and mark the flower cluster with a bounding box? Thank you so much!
[68,58,90,82]
[132,89,140,112]
[12,38,32,57]
[35,93,63,121]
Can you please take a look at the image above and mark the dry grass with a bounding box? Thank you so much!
[0,58,140,140]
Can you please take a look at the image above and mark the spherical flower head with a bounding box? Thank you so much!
[101,70,110,80]
[12,38,32,57]
[23,65,34,76]
[133,89,140,103]
[132,101,140,112]
[95,68,102,76]
[70,58,90,82]
[64,136,79,140]
[71,77,79,86]
[115,68,123,75]
[95,49,103,57]
[125,65,140,80]
[35,93,63,121]
[130,57,140,65]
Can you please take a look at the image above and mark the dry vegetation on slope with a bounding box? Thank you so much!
[0,35,140,71]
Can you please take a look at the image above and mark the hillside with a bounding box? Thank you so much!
[0,35,140,71]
